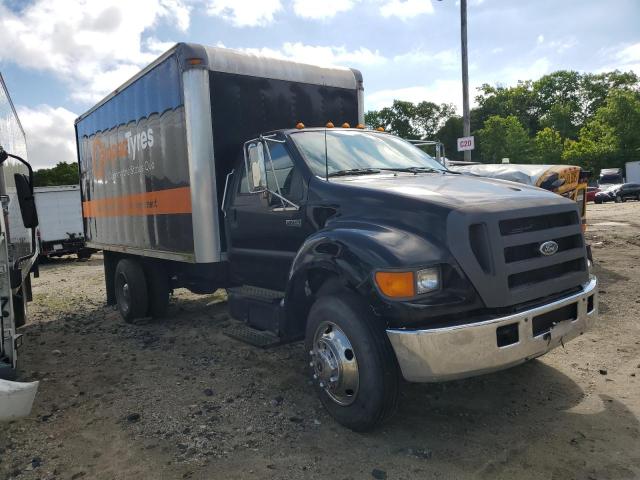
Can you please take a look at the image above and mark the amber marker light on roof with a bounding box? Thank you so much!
[376,127,385,132]
[296,122,305,129]
[356,123,365,129]
[342,122,350,128]
[187,58,203,65]
[326,122,335,128]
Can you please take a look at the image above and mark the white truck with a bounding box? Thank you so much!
[0,73,40,420]
[34,184,92,259]
[625,161,640,184]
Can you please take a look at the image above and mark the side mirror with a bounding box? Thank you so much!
[14,173,39,228]
[244,141,267,193]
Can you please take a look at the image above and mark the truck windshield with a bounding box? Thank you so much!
[290,130,445,178]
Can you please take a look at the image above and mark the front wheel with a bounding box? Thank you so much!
[304,292,399,431]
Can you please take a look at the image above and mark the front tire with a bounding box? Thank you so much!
[305,292,399,431]
[114,259,148,322]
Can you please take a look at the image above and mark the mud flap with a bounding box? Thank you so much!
[0,379,39,421]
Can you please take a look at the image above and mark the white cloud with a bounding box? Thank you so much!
[379,0,434,20]
[614,42,640,74]
[292,0,358,19]
[16,105,78,169]
[239,42,387,67]
[496,57,551,86]
[206,0,282,27]
[366,80,463,112]
[394,48,459,69]
[0,0,190,104]
[537,34,545,44]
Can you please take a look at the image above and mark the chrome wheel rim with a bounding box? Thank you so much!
[311,321,359,406]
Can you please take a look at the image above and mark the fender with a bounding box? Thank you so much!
[282,220,453,332]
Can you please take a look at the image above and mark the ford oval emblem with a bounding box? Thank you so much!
[539,240,559,256]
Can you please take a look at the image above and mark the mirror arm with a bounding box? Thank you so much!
[268,190,299,210]
[221,169,234,217]
[262,139,287,210]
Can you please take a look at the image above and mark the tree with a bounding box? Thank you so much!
[563,89,640,172]
[435,116,463,161]
[478,115,532,163]
[365,100,456,140]
[33,162,79,187]
[534,127,564,164]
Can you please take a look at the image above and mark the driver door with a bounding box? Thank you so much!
[226,141,308,291]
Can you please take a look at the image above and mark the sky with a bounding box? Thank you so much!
[0,0,639,169]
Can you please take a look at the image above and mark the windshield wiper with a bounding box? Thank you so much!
[379,167,441,174]
[328,168,381,177]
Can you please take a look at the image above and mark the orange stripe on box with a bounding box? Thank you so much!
[82,186,192,218]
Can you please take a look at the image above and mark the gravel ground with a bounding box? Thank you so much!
[1,201,640,480]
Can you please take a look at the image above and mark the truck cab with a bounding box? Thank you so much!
[221,126,597,429]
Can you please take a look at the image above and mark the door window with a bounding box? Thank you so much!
[236,143,303,203]
[265,143,302,202]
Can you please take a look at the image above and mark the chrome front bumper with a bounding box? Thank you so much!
[387,276,598,382]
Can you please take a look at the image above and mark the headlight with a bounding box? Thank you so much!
[374,267,441,298]
[416,267,440,294]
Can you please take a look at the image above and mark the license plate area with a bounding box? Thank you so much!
[532,302,577,337]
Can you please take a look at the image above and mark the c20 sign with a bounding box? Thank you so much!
[457,136,475,152]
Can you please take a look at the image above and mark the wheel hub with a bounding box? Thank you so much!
[311,321,359,406]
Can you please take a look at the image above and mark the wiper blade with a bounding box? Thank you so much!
[328,168,381,177]
[379,167,441,174]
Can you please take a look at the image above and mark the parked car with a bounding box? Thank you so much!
[594,184,622,203]
[612,183,640,202]
[586,186,600,203]
[594,183,640,203]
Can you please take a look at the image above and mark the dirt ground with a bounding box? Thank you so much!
[1,202,640,480]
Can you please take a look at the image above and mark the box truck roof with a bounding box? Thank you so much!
[76,43,362,125]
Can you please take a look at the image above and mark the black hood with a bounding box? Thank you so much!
[328,172,572,213]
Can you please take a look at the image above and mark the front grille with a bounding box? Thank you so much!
[499,211,578,236]
[509,258,585,289]
[504,234,583,263]
[454,203,589,308]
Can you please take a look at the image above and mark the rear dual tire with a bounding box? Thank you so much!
[305,292,400,432]
[114,259,169,322]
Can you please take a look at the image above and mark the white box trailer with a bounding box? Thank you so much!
[34,184,92,258]
[626,161,640,184]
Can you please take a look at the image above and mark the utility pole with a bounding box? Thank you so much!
[460,0,471,161]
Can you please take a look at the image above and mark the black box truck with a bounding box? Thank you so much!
[76,43,598,430]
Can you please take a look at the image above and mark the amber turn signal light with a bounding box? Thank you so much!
[326,122,335,128]
[374,271,415,298]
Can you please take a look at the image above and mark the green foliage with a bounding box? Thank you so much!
[365,99,456,140]
[33,162,79,187]
[435,116,463,160]
[364,69,639,170]
[534,127,564,164]
[478,115,532,163]
[562,89,640,172]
